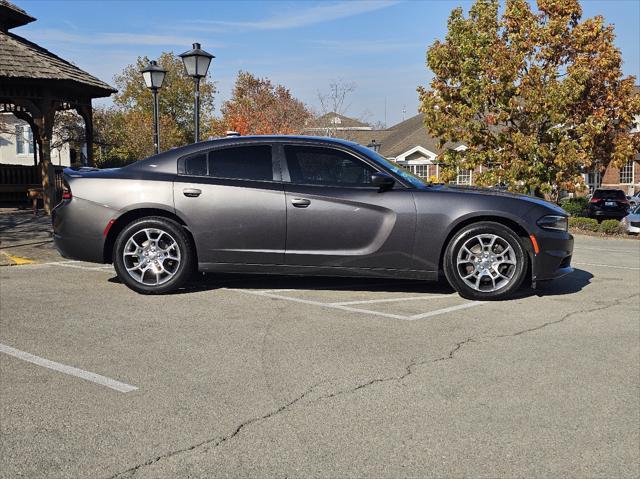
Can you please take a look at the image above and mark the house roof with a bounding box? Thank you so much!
[0,1,115,98]
[332,113,462,159]
[0,0,34,30]
[305,112,371,130]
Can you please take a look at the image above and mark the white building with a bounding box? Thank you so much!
[1,113,79,167]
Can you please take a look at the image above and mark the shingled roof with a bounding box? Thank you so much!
[333,113,462,159]
[306,112,372,131]
[0,1,115,97]
[0,0,34,30]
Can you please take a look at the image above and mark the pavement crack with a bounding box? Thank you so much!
[316,338,475,402]
[107,382,322,479]
[494,293,639,338]
[434,338,475,361]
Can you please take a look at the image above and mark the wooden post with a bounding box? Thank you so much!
[77,104,94,166]
[33,103,57,215]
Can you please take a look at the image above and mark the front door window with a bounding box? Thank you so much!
[284,145,376,186]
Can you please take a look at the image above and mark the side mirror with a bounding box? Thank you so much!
[371,172,395,192]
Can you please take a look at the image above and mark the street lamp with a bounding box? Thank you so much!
[179,42,214,143]
[141,60,166,154]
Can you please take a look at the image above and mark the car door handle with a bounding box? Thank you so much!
[183,188,202,198]
[291,198,311,208]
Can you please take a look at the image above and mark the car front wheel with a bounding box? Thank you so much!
[443,222,527,300]
[113,217,194,294]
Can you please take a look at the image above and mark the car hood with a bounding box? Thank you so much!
[425,184,568,215]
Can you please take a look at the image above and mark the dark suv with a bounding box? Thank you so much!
[587,189,630,221]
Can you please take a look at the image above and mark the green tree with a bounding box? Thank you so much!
[95,52,215,166]
[418,0,639,200]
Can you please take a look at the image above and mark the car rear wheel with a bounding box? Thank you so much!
[113,217,194,294]
[443,222,527,300]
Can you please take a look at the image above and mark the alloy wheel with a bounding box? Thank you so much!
[455,233,517,292]
[122,228,181,286]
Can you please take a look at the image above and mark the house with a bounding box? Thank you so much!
[304,112,372,137]
[588,89,640,195]
[328,113,474,185]
[0,114,81,167]
[328,107,639,193]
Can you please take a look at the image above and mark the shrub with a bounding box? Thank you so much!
[569,217,599,232]
[560,197,589,217]
[598,219,622,235]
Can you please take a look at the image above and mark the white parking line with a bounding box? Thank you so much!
[0,343,137,393]
[574,262,640,271]
[54,263,113,271]
[576,246,639,254]
[408,302,486,320]
[2,260,113,271]
[230,289,484,321]
[244,290,409,320]
[331,294,453,306]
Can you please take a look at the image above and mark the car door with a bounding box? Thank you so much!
[173,143,286,265]
[281,143,417,270]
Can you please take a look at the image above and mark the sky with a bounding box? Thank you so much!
[15,0,640,127]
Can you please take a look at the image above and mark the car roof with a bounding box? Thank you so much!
[127,135,365,173]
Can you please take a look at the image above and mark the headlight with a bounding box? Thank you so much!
[537,215,568,232]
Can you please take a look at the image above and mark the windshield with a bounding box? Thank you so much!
[351,144,428,189]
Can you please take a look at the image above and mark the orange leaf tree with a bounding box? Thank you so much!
[418,0,639,200]
[215,71,311,136]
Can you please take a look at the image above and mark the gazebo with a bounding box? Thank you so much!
[0,0,116,213]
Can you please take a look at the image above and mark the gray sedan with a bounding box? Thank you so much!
[53,136,573,300]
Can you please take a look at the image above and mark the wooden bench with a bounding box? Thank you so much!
[0,184,43,213]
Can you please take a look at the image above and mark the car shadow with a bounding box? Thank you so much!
[526,268,594,298]
[108,268,593,299]
[109,273,456,295]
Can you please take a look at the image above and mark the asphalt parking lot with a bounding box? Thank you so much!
[1,234,639,478]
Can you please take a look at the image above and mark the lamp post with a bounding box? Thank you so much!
[140,60,166,154]
[179,42,214,143]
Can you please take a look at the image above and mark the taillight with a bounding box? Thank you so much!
[589,197,600,203]
[62,180,72,200]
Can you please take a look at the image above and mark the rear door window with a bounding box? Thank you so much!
[208,145,273,181]
[183,153,208,176]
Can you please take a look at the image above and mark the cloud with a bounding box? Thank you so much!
[25,29,206,47]
[188,0,400,31]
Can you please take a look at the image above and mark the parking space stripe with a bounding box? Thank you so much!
[575,246,639,254]
[331,294,453,306]
[231,289,484,321]
[2,261,114,271]
[574,262,640,271]
[408,302,486,320]
[54,263,113,271]
[244,290,410,320]
[0,343,138,393]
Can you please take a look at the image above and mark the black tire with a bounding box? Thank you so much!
[113,216,194,294]
[443,221,528,300]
